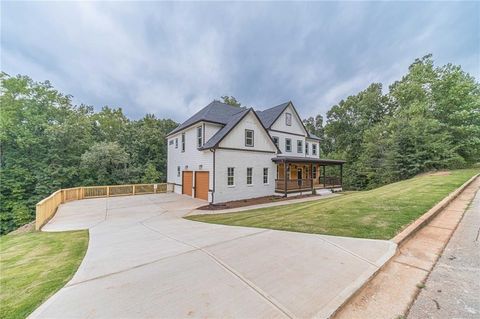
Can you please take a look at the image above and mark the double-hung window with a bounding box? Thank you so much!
[181,133,185,152]
[285,138,292,152]
[263,168,269,184]
[312,144,317,155]
[297,140,303,153]
[245,129,254,147]
[272,136,279,148]
[227,167,235,186]
[197,126,203,148]
[247,167,253,185]
[305,142,309,155]
[285,113,292,126]
[175,138,178,149]
[177,166,181,177]
[312,165,317,179]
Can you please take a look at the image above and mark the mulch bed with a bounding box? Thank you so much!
[197,194,318,210]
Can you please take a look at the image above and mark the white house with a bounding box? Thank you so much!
[167,101,345,203]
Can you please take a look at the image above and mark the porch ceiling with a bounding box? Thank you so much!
[272,156,346,165]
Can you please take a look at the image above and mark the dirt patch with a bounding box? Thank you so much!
[429,171,451,176]
[8,221,35,235]
[197,194,318,210]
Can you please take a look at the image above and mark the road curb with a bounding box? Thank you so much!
[392,173,479,246]
[328,172,479,319]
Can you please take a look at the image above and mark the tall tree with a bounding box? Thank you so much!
[220,96,241,107]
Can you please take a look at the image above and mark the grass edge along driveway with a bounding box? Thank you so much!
[0,230,89,319]
[187,169,479,239]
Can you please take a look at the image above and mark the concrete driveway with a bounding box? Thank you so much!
[30,193,396,319]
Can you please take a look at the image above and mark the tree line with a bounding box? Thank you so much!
[304,55,479,190]
[1,54,479,234]
[0,73,178,233]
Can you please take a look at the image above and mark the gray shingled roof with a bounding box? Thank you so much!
[169,99,320,148]
[167,101,245,136]
[307,132,321,140]
[199,108,250,150]
[256,102,290,128]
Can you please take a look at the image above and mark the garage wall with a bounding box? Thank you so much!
[214,148,276,203]
[167,122,220,202]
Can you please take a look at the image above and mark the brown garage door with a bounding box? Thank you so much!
[195,171,209,200]
[182,171,193,196]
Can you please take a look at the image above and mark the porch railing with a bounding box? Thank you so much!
[36,183,173,231]
[275,176,341,192]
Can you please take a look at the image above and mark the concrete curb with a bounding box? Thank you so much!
[392,173,479,246]
[328,172,479,319]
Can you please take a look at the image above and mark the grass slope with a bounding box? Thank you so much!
[0,230,89,319]
[187,169,478,239]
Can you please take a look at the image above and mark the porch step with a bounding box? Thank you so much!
[316,189,333,196]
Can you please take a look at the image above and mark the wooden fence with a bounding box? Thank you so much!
[36,183,172,230]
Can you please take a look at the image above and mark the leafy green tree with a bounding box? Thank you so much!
[221,96,241,107]
[126,114,178,182]
[80,142,135,185]
[142,162,161,183]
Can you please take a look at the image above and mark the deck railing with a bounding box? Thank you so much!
[35,183,173,230]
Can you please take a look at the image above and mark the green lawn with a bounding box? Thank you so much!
[187,169,478,239]
[0,230,89,319]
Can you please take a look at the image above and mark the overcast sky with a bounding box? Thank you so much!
[2,1,478,121]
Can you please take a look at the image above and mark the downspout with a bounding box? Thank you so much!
[210,148,215,204]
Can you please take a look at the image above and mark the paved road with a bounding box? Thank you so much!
[408,189,480,319]
[30,193,395,319]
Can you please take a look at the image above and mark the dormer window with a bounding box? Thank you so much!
[245,129,254,147]
[285,113,292,126]
[312,144,317,155]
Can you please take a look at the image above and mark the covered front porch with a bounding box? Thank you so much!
[272,156,346,196]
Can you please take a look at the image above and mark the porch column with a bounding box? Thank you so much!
[340,164,343,187]
[310,163,313,192]
[283,160,288,197]
[322,165,326,187]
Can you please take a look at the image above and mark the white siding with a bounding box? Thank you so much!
[219,111,277,153]
[167,122,220,202]
[306,138,320,158]
[214,149,275,203]
[270,104,307,136]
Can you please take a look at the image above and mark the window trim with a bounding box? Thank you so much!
[263,168,269,184]
[312,143,317,155]
[245,129,254,147]
[246,167,253,185]
[181,133,185,152]
[285,112,292,126]
[227,167,235,187]
[297,140,303,153]
[197,126,203,148]
[285,138,292,152]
